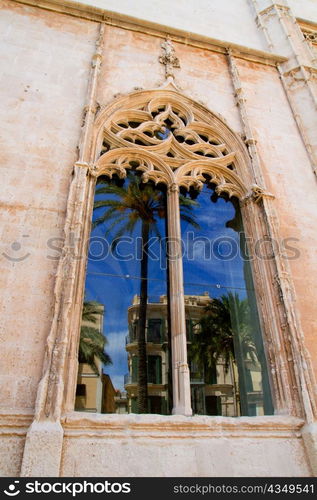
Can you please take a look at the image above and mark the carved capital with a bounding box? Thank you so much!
[83,102,100,117]
[88,164,99,177]
[167,182,179,193]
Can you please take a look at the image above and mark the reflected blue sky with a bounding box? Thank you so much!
[84,180,167,390]
[83,180,250,391]
[181,186,248,300]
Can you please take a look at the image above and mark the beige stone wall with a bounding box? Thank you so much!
[0,411,33,477]
[0,435,25,476]
[0,0,98,412]
[288,0,317,23]
[69,0,268,51]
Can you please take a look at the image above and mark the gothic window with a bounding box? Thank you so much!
[75,90,274,417]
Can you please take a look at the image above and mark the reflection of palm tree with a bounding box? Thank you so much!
[93,173,198,413]
[189,292,258,415]
[79,301,112,374]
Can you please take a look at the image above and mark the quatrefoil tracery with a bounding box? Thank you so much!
[94,92,249,200]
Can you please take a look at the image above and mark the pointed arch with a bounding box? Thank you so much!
[91,88,254,199]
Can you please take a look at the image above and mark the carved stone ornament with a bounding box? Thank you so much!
[159,37,181,79]
[283,65,317,90]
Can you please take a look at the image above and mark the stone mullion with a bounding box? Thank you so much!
[166,183,192,416]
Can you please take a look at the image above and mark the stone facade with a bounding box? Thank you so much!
[0,0,317,477]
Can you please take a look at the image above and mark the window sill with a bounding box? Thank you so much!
[62,412,304,439]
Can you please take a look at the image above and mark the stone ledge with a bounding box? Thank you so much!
[62,412,305,439]
[0,410,34,436]
[12,0,287,66]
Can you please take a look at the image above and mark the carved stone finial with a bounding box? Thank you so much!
[159,37,180,80]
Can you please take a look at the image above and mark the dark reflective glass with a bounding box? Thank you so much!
[76,172,171,414]
[181,185,273,417]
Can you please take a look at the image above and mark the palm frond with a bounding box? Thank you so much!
[79,301,112,373]
[178,214,200,229]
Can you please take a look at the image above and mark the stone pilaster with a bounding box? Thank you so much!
[250,0,317,176]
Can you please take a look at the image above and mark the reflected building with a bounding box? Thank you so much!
[75,302,128,414]
[124,293,264,416]
[125,295,169,414]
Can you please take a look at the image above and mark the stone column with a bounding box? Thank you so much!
[166,183,192,416]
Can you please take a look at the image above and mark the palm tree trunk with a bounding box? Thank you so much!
[229,356,239,416]
[137,222,149,413]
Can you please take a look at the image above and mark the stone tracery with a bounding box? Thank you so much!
[94,92,247,199]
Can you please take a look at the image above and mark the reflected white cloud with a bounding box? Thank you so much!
[105,329,128,354]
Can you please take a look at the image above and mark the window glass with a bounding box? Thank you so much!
[181,184,273,416]
[76,171,273,417]
[76,171,170,414]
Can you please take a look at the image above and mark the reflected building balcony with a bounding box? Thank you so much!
[190,377,205,384]
[125,325,167,348]
[124,373,133,386]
